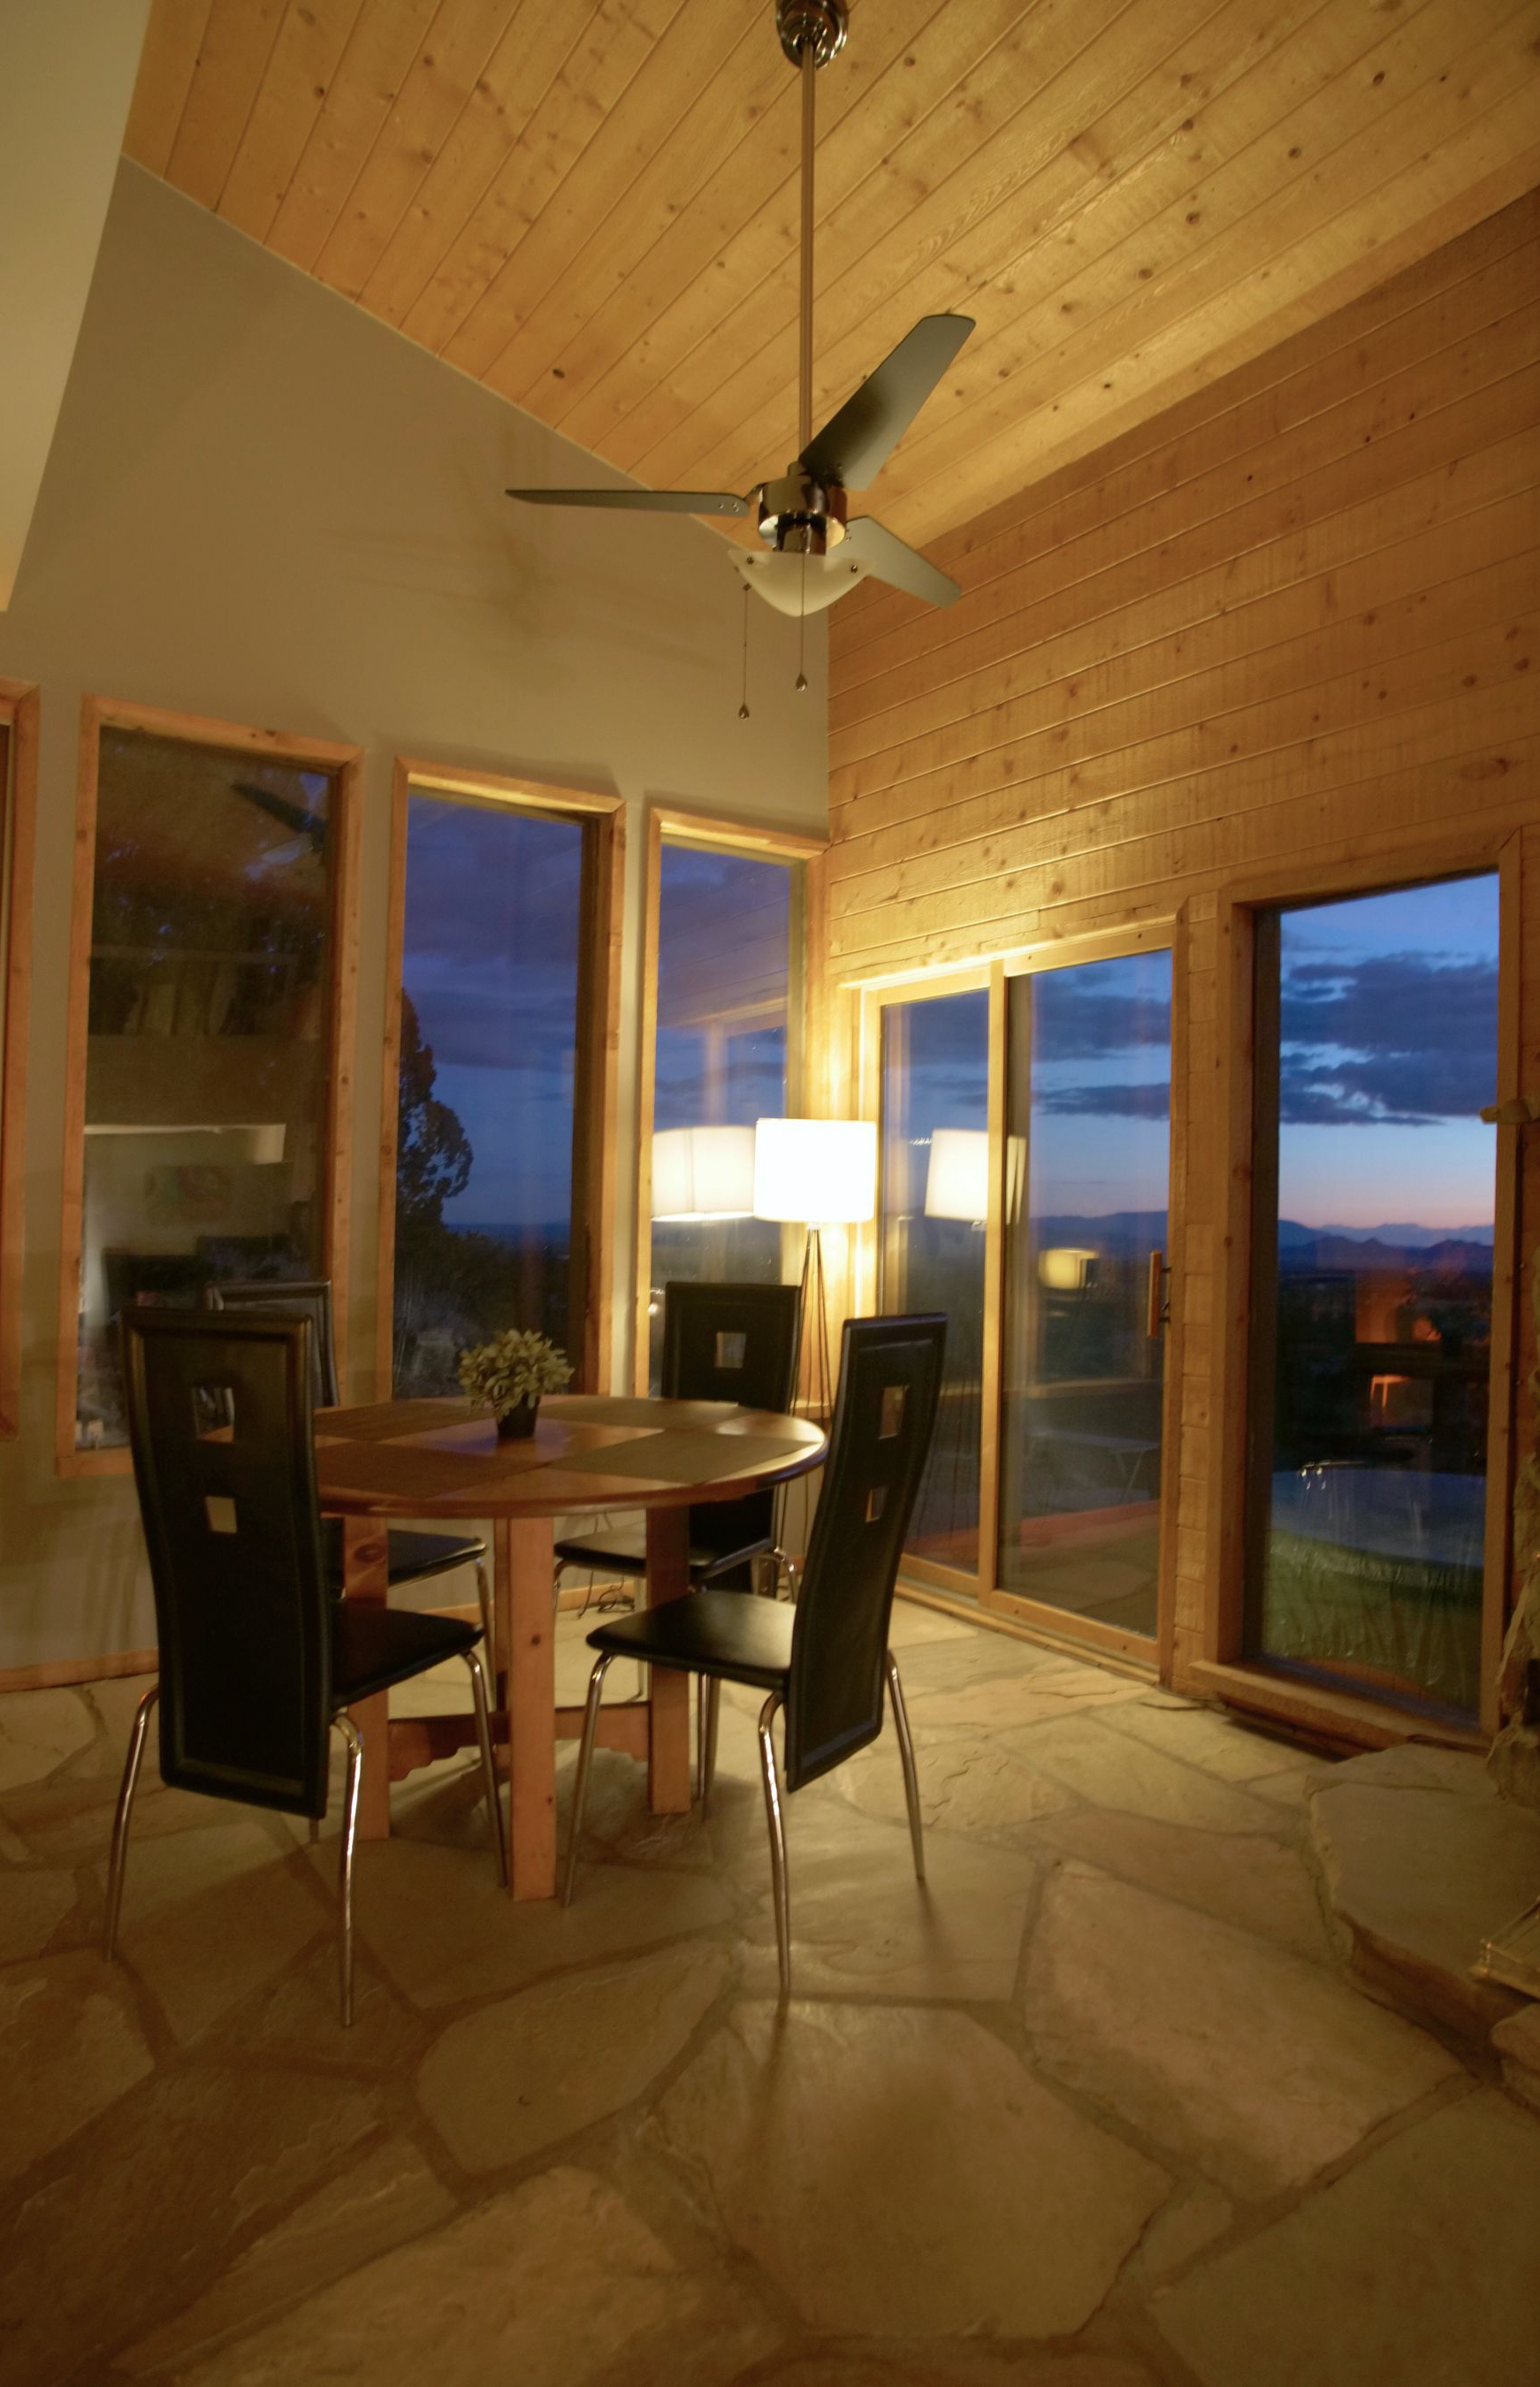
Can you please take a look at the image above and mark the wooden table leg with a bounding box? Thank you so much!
[342,1515,393,1841]
[499,1514,556,1899]
[646,1505,692,1814]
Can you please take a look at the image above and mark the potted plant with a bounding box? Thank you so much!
[456,1327,573,1440]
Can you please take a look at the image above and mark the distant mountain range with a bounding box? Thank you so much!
[1278,1220,1493,1247]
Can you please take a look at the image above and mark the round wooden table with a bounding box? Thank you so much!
[314,1392,827,1898]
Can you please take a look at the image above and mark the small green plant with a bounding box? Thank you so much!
[456,1326,573,1416]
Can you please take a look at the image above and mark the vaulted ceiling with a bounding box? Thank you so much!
[126,0,1540,557]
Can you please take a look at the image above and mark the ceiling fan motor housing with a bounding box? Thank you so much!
[775,0,847,68]
[757,469,847,555]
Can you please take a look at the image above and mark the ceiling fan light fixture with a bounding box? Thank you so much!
[733,545,868,617]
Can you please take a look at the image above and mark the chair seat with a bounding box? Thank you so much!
[332,1603,481,1704]
[553,1527,770,1582]
[323,1517,487,1593]
[584,1587,794,1691]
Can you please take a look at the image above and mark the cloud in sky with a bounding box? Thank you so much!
[1039,1080,1170,1119]
[1279,950,1497,1125]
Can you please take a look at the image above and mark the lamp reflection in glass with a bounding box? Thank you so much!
[650,1125,757,1222]
[753,1117,877,1415]
[1038,1246,1099,1293]
[922,1128,1025,1227]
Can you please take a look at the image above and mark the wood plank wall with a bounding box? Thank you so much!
[827,190,1540,1693]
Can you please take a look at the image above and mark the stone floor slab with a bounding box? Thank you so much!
[0,1948,154,2189]
[111,1819,326,2043]
[117,2135,455,2376]
[1152,2091,1540,2386]
[1021,1865,1460,2199]
[740,1826,1039,2002]
[737,2350,1159,2387]
[1490,1998,1540,2117]
[1308,1743,1540,2035]
[0,1864,80,1962]
[172,2166,778,2387]
[0,2064,381,2385]
[1033,1805,1336,1964]
[835,1729,1076,1846]
[1003,1715,1285,1835]
[351,1836,736,2009]
[1097,1697,1324,1785]
[417,1942,730,2170]
[0,1686,96,1789]
[653,2001,1168,2339]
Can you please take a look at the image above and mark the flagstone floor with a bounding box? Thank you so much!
[4,1597,1539,2387]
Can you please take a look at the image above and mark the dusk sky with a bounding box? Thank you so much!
[402,796,582,1230]
[1276,873,1498,1231]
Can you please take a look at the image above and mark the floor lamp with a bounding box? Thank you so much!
[753,1117,877,1419]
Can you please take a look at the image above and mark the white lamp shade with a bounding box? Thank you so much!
[753,1117,877,1224]
[924,1129,1025,1224]
[651,1125,757,1221]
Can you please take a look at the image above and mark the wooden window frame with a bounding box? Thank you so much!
[634,807,825,1395]
[0,678,38,1438]
[57,698,363,1478]
[1191,829,1520,1750]
[377,760,624,1400]
[853,921,1180,1669]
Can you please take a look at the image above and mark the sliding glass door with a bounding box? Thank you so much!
[997,951,1172,1647]
[1245,874,1499,1721]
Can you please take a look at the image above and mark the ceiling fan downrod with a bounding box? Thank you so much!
[759,0,849,564]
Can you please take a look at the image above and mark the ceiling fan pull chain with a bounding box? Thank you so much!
[739,580,751,720]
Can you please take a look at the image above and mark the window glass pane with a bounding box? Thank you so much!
[648,843,794,1386]
[393,796,585,1395]
[879,988,990,1575]
[77,728,338,1450]
[1247,874,1499,1720]
[999,953,1171,1638]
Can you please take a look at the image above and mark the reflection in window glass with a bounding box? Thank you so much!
[1247,875,1498,1720]
[393,796,586,1395]
[648,843,796,1387]
[77,728,338,1449]
[879,989,990,1576]
[999,954,1170,1638]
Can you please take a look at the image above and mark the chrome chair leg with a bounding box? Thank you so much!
[333,1713,363,2027]
[700,1677,721,1813]
[103,1684,159,1959]
[464,1646,508,1886]
[561,1651,613,1906]
[474,1560,496,1677]
[886,1651,925,1885]
[757,1691,791,2001]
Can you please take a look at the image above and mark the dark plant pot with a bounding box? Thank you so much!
[494,1399,538,1441]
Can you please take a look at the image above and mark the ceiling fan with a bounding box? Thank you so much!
[507,0,972,619]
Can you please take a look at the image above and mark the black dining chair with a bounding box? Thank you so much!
[105,1307,507,2025]
[562,1312,946,1996]
[553,1279,804,1604]
[207,1281,495,1663]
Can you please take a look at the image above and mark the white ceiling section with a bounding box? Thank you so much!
[0,0,151,609]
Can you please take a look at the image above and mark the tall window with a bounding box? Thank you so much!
[879,988,991,1578]
[644,825,805,1387]
[64,708,355,1462]
[1246,874,1500,1720]
[385,773,618,1397]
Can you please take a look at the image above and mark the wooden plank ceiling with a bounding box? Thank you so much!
[125,0,1540,557]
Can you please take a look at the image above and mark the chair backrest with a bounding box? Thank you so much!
[120,1306,332,1818]
[783,1313,946,1793]
[661,1279,803,1409]
[663,1281,804,1567]
[206,1278,340,1408]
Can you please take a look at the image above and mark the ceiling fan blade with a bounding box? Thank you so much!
[842,516,959,608]
[799,315,973,491]
[507,486,749,517]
